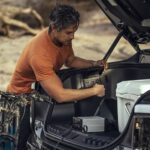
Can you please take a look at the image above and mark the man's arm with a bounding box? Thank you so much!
[40,73,105,103]
[65,55,103,69]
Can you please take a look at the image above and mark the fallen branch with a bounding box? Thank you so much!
[0,5,44,36]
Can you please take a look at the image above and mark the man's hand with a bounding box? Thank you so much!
[92,60,105,67]
[93,84,105,97]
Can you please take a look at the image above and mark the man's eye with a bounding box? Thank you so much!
[66,32,72,34]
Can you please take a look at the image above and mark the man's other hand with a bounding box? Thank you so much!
[93,84,105,97]
[93,60,105,67]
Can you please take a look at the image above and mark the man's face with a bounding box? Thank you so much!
[52,24,78,46]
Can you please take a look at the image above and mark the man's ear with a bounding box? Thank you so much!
[51,25,60,32]
[51,24,55,31]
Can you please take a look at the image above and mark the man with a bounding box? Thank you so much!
[7,4,105,101]
[7,4,105,149]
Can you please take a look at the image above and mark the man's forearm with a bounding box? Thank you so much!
[54,87,97,103]
[66,56,95,68]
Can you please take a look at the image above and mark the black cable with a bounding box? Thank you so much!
[94,97,105,116]
[94,76,106,116]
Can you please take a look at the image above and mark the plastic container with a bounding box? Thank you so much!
[116,79,150,132]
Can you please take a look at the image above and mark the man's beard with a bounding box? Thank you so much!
[53,38,71,47]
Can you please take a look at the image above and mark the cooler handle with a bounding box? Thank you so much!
[125,102,131,116]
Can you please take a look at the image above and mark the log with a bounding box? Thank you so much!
[0,5,44,36]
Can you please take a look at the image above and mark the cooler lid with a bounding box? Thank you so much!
[134,104,150,114]
[96,0,150,44]
[116,79,150,99]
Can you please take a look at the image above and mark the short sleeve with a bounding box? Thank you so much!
[29,54,55,81]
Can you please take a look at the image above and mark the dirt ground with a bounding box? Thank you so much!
[0,9,136,91]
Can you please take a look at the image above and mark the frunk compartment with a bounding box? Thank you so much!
[38,68,120,149]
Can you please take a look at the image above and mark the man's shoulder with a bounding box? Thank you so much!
[28,28,49,50]
[32,27,49,41]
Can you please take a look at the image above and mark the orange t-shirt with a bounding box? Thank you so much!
[7,28,74,94]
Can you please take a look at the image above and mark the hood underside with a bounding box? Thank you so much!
[96,0,150,44]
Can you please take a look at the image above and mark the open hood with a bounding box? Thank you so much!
[96,0,150,45]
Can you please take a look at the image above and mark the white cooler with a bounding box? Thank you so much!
[116,79,150,132]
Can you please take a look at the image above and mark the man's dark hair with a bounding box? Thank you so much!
[49,4,80,32]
